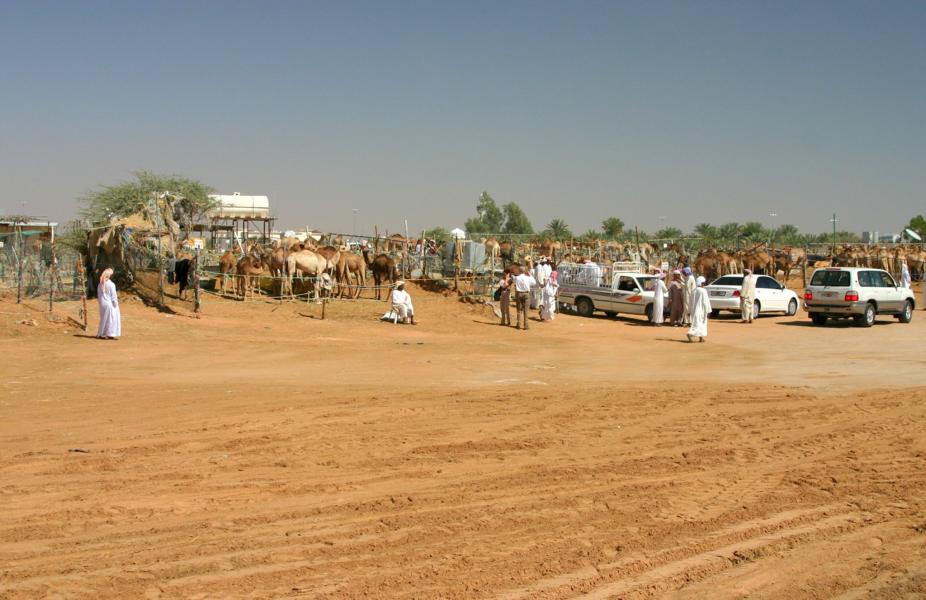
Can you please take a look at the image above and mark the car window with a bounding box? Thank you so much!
[810,270,850,287]
[617,276,636,292]
[757,276,779,289]
[712,276,743,286]
[858,271,873,287]
[638,277,657,292]
[879,272,897,287]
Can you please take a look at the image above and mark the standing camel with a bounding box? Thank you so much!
[337,252,367,298]
[362,248,398,300]
[284,248,339,301]
[236,255,264,301]
[218,250,237,295]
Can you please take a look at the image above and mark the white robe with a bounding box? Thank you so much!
[541,280,558,320]
[97,279,122,338]
[683,275,697,322]
[687,287,711,338]
[652,279,667,324]
[391,289,414,320]
[901,265,911,288]
[531,264,546,309]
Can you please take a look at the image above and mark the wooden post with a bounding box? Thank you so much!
[48,224,57,313]
[77,256,88,331]
[321,297,326,320]
[16,223,24,304]
[193,250,202,314]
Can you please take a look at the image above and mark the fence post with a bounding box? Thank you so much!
[16,223,24,304]
[78,256,88,331]
[193,250,202,315]
[48,233,57,313]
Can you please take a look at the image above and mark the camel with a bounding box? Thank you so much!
[235,255,264,300]
[283,248,339,301]
[362,248,398,300]
[218,250,237,295]
[336,252,367,298]
[498,240,515,267]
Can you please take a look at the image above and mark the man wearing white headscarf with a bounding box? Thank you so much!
[740,268,758,323]
[900,260,912,289]
[531,257,547,310]
[391,281,416,325]
[682,266,697,325]
[651,271,667,326]
[96,268,121,339]
[687,276,711,342]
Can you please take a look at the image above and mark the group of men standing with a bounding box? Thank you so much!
[497,257,558,330]
[650,267,712,342]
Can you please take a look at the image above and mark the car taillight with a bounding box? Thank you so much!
[732,290,740,297]
[845,291,859,302]
[804,291,813,300]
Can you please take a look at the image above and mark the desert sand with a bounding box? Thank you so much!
[1,284,925,599]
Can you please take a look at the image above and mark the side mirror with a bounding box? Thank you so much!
[633,287,640,293]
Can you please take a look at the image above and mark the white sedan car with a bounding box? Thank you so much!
[706,274,800,319]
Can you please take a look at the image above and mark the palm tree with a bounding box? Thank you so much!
[544,218,573,241]
[601,217,625,239]
[693,223,719,242]
[718,222,742,245]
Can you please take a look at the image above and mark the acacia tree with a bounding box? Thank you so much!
[81,171,215,228]
[906,215,926,236]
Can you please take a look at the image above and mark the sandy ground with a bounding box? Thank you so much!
[2,282,925,599]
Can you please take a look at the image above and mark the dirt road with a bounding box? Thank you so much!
[2,287,925,598]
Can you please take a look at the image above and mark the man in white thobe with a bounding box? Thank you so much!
[740,268,758,323]
[651,272,667,326]
[687,276,711,342]
[391,281,416,324]
[900,261,912,289]
[531,258,547,310]
[682,266,697,325]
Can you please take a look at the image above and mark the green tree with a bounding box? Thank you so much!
[775,224,801,245]
[718,222,742,244]
[81,170,215,227]
[464,191,504,235]
[543,218,572,241]
[579,229,602,242]
[601,217,625,239]
[693,223,719,241]
[653,227,683,240]
[740,221,764,240]
[423,226,451,243]
[905,215,926,236]
[501,202,533,234]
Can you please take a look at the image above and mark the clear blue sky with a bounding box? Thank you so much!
[1,0,923,235]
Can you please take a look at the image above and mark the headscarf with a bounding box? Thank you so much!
[655,272,665,280]
[696,276,706,286]
[99,268,114,290]
[683,267,692,276]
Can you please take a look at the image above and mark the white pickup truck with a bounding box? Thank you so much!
[557,263,667,322]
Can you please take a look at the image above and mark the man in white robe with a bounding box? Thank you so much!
[391,281,416,324]
[740,268,758,323]
[900,260,912,289]
[96,268,122,339]
[651,271,666,325]
[531,258,547,310]
[540,270,559,321]
[687,276,711,342]
[682,267,697,325]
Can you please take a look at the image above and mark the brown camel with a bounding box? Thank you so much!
[218,250,237,295]
[283,248,339,300]
[362,248,398,300]
[336,252,367,298]
[235,255,264,300]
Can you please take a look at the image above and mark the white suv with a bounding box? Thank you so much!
[804,267,915,327]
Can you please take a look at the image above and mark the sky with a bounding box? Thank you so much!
[1,0,924,236]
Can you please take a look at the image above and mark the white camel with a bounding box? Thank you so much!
[284,249,340,301]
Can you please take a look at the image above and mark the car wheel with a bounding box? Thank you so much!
[752,301,761,320]
[576,297,594,317]
[898,300,913,323]
[810,313,827,326]
[645,304,654,323]
[787,298,798,316]
[855,303,876,328]
[710,309,721,318]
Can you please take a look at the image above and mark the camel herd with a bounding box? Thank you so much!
[216,238,399,301]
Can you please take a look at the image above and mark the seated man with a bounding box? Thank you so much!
[391,281,416,325]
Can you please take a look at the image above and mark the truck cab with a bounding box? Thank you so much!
[558,265,666,322]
